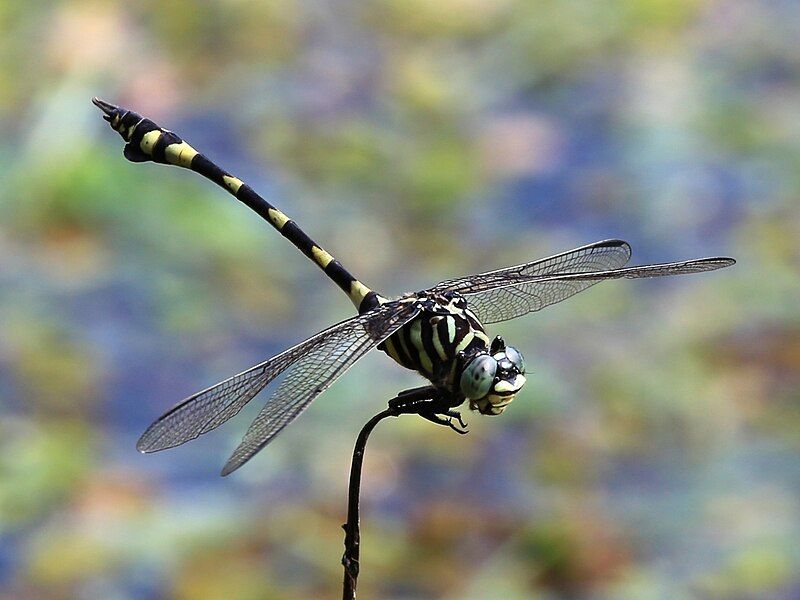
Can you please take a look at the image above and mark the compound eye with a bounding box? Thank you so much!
[505,346,526,374]
[460,355,497,400]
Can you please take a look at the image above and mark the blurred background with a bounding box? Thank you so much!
[1,1,798,598]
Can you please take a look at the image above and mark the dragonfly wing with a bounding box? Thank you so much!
[429,239,631,324]
[431,239,632,296]
[220,301,420,475]
[137,364,272,453]
[529,257,736,282]
[466,256,735,324]
[137,301,419,456]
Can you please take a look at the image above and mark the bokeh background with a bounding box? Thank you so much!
[1,1,798,598]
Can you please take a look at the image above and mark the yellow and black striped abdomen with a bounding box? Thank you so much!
[92,99,380,313]
[380,293,490,389]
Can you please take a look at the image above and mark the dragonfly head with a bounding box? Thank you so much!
[459,336,526,415]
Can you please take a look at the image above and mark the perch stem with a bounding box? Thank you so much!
[341,408,395,599]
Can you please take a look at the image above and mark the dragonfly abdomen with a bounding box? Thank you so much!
[92,98,379,312]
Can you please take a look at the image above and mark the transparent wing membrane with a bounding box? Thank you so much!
[433,239,632,296]
[533,257,736,282]
[433,241,734,324]
[137,301,419,467]
[220,302,419,475]
[467,256,735,323]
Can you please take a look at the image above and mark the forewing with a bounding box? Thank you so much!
[431,239,632,296]
[530,257,736,282]
[220,301,420,475]
[466,256,735,324]
[138,301,419,456]
[429,239,631,324]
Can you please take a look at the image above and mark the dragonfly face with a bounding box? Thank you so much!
[460,335,526,415]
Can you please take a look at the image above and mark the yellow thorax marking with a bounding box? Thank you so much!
[410,319,433,373]
[311,246,334,268]
[396,326,413,362]
[431,318,449,361]
[382,336,403,364]
[454,331,475,354]
[474,330,490,345]
[164,142,198,168]
[140,130,162,155]
[223,175,243,193]
[444,315,456,343]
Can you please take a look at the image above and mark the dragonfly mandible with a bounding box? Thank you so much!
[93,98,735,476]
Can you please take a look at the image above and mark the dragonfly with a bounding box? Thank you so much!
[93,98,735,476]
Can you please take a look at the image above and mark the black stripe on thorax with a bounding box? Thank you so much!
[419,319,441,376]
[464,310,483,332]
[384,329,413,369]
[400,325,423,373]
[435,316,453,356]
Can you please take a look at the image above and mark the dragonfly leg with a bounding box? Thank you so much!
[387,386,440,415]
[388,387,468,434]
[419,411,469,435]
[443,409,468,430]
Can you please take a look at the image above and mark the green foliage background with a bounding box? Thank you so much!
[1,1,798,598]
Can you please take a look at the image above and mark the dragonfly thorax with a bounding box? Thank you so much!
[380,292,526,415]
[379,291,491,392]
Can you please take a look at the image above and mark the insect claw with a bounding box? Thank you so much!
[441,409,467,429]
[446,418,469,435]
